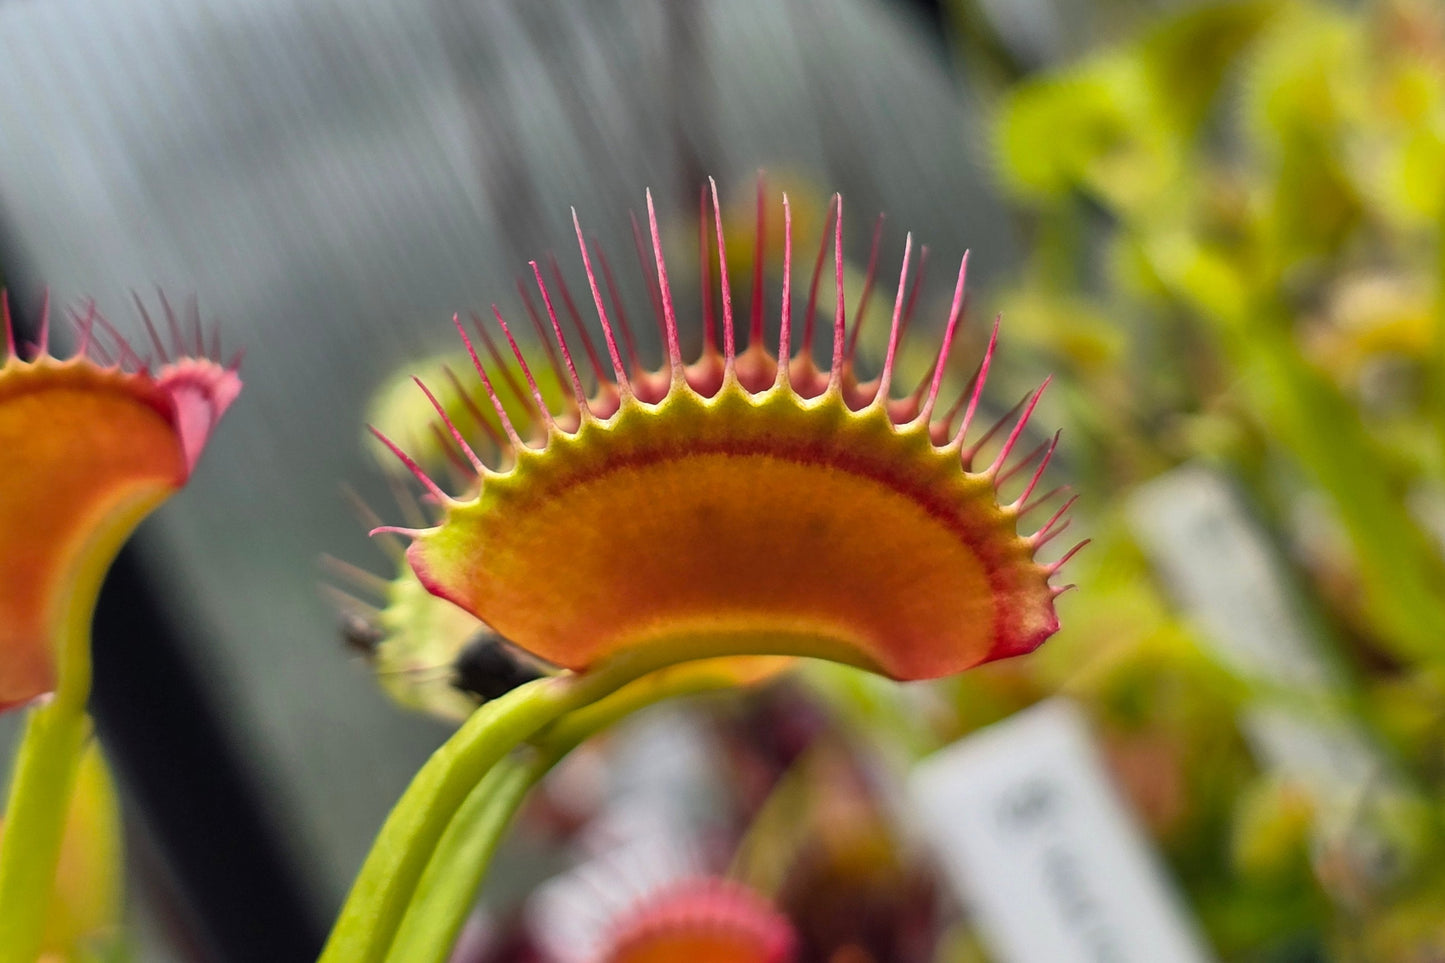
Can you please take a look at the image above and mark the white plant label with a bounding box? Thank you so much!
[911,700,1216,963]
[1127,465,1338,691]
[1127,466,1405,831]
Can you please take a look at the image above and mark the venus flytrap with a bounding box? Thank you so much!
[592,877,797,963]
[328,182,1080,962]
[0,295,239,963]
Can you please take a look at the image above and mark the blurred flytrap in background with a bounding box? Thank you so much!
[3,0,1445,961]
[0,298,240,961]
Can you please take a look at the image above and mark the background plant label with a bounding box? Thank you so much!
[1126,465,1338,690]
[910,699,1216,963]
[1127,466,1408,848]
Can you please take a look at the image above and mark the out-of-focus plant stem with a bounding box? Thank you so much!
[0,623,91,963]
[0,487,140,962]
[0,700,89,963]
[318,649,709,963]
[383,663,747,963]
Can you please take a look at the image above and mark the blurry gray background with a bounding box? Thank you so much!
[0,0,1016,957]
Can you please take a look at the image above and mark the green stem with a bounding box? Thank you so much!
[382,664,745,963]
[381,759,537,963]
[318,651,685,963]
[0,701,90,963]
[0,501,106,963]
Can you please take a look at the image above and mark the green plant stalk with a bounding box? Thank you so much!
[0,700,90,962]
[381,761,534,963]
[317,650,695,963]
[0,492,120,963]
[383,664,748,963]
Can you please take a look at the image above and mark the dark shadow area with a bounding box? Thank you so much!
[91,547,326,963]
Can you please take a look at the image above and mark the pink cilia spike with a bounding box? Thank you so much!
[592,240,643,374]
[1049,538,1091,573]
[547,253,609,390]
[953,313,1001,445]
[571,210,632,396]
[158,290,189,359]
[774,194,794,389]
[1020,484,1068,519]
[468,313,530,414]
[749,174,766,351]
[384,468,431,529]
[939,370,975,437]
[429,423,474,476]
[1036,517,1071,548]
[708,178,737,366]
[985,376,1053,478]
[453,312,526,448]
[493,306,559,433]
[891,246,930,408]
[367,425,449,502]
[995,437,1050,487]
[132,294,171,364]
[919,252,969,424]
[826,194,846,392]
[898,245,928,346]
[72,306,110,363]
[2,290,14,358]
[187,298,206,357]
[517,280,577,417]
[369,523,430,540]
[34,290,51,358]
[961,391,1029,467]
[846,213,886,364]
[1005,430,1061,509]
[907,353,940,417]
[441,365,507,452]
[161,292,185,355]
[645,189,684,380]
[412,376,485,473]
[629,209,669,348]
[530,262,590,414]
[70,302,102,361]
[698,186,717,354]
[319,554,393,597]
[90,310,146,370]
[320,578,381,617]
[1031,494,1079,547]
[873,233,913,405]
[801,195,837,359]
[902,248,951,408]
[340,483,406,562]
[209,319,223,364]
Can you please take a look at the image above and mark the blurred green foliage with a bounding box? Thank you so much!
[893,1,1445,959]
